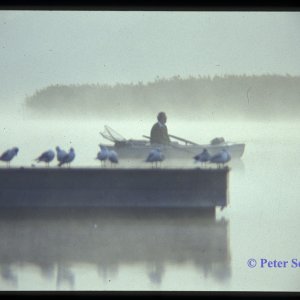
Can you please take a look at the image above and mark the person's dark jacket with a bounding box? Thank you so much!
[150,122,171,145]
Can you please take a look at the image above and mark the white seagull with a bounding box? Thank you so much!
[96,144,109,167]
[0,147,19,168]
[35,149,55,167]
[58,147,75,168]
[145,148,165,168]
[194,148,210,167]
[108,150,118,167]
[210,149,231,168]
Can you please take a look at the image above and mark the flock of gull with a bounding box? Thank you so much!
[145,147,231,168]
[0,145,231,168]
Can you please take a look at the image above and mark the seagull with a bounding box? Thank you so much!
[34,149,55,167]
[146,148,165,168]
[56,146,67,165]
[210,149,231,168]
[0,147,19,168]
[194,148,210,167]
[108,150,118,167]
[58,147,75,168]
[96,144,109,167]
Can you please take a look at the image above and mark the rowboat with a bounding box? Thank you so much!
[100,125,245,160]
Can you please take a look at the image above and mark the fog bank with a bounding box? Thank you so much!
[24,74,300,121]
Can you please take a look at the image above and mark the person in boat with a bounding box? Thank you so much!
[150,112,171,145]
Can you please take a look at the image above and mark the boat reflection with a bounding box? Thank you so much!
[0,208,231,289]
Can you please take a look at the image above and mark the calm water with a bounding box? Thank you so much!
[0,117,300,291]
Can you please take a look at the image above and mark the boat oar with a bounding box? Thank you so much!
[168,134,199,146]
[143,134,199,146]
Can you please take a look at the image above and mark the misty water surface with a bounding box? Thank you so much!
[0,115,300,291]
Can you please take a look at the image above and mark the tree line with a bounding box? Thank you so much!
[25,74,300,120]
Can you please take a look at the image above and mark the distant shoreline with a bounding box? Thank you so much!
[25,74,300,120]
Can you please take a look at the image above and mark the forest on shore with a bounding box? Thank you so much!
[25,74,300,120]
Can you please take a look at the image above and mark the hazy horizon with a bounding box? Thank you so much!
[1,11,300,110]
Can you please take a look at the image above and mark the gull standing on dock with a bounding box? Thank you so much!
[56,146,67,165]
[34,149,55,167]
[108,150,118,167]
[210,149,231,168]
[96,144,109,167]
[58,147,75,168]
[0,147,19,168]
[145,148,165,168]
[194,148,210,167]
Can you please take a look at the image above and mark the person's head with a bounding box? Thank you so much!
[157,112,167,124]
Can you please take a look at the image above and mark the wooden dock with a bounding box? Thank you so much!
[0,167,229,209]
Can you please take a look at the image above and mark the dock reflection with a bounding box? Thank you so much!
[0,207,231,289]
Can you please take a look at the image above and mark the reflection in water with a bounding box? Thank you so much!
[39,262,55,280]
[97,263,118,284]
[147,263,165,285]
[1,264,18,288]
[0,208,231,290]
[56,264,75,290]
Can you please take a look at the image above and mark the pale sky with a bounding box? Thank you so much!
[0,10,300,104]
